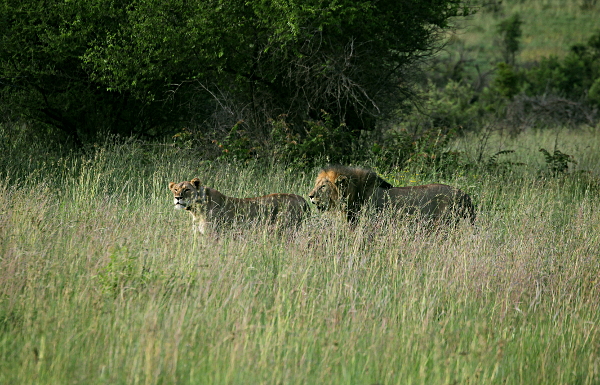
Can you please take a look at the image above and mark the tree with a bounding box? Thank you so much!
[1,0,471,145]
[0,1,158,144]
[496,13,523,66]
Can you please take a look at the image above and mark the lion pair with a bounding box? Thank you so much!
[169,165,475,234]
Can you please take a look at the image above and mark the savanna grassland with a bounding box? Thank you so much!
[2,0,600,383]
[450,0,600,66]
[1,127,599,384]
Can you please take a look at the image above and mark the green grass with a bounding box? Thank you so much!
[1,131,599,384]
[452,125,600,170]
[448,0,600,70]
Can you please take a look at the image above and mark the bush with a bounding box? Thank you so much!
[539,148,577,176]
[522,30,600,106]
[213,122,260,162]
[493,62,522,99]
[372,126,464,175]
[270,112,356,167]
[394,80,484,134]
[1,0,471,146]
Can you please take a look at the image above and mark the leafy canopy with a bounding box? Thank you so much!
[1,0,471,144]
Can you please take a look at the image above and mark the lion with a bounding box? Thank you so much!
[308,165,475,226]
[169,178,310,234]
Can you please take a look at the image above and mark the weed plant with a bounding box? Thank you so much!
[0,131,599,384]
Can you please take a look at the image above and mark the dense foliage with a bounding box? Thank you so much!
[0,0,469,145]
[419,5,600,135]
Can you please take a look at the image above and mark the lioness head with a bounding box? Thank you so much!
[168,178,206,210]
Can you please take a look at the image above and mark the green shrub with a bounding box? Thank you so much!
[395,81,484,134]
[587,77,600,106]
[522,30,600,105]
[493,62,522,99]
[270,112,356,167]
[372,126,465,175]
[539,148,577,176]
[484,150,526,174]
[214,122,260,162]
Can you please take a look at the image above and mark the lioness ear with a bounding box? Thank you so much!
[168,182,176,191]
[190,178,201,189]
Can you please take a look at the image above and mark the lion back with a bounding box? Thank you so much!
[386,184,475,225]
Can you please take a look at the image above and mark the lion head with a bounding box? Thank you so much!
[308,165,393,221]
[168,178,206,211]
[307,172,342,212]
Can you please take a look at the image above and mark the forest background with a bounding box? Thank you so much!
[2,0,599,169]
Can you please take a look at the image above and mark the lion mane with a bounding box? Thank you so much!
[308,165,475,225]
[169,178,310,234]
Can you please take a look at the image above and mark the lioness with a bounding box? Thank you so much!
[169,178,310,234]
[308,165,475,226]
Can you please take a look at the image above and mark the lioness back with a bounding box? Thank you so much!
[236,193,311,224]
[169,178,310,234]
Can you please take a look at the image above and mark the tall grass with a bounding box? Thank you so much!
[452,126,600,170]
[0,132,599,384]
[455,0,600,65]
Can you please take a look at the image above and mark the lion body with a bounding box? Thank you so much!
[169,178,310,234]
[308,165,475,225]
